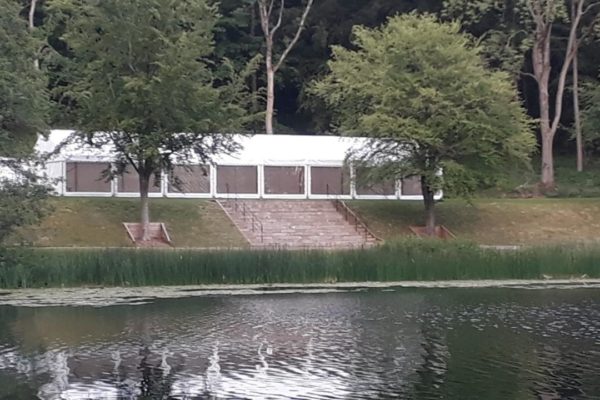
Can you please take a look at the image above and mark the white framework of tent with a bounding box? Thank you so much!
[19,129,442,201]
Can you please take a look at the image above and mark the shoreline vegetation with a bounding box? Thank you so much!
[2,240,600,289]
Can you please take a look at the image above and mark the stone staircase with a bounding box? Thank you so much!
[218,200,380,249]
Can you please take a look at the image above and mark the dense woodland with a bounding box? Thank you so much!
[2,0,600,236]
[11,1,600,155]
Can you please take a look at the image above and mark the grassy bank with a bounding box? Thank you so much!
[11,197,248,248]
[12,197,600,248]
[1,240,599,289]
[350,198,600,245]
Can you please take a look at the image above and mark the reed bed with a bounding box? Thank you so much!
[1,240,599,288]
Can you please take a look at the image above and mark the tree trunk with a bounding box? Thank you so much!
[541,135,555,189]
[421,176,436,237]
[250,3,258,122]
[265,50,275,135]
[257,0,313,135]
[139,174,151,241]
[29,0,39,70]
[532,26,555,190]
[573,47,583,172]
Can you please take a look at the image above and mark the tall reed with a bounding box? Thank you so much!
[0,240,599,288]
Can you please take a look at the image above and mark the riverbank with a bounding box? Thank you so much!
[349,198,600,245]
[11,197,600,248]
[2,279,600,307]
[2,240,600,289]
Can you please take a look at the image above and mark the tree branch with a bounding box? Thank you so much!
[273,0,314,72]
[582,1,600,15]
[520,71,538,81]
[257,0,270,38]
[270,0,285,36]
[550,0,584,135]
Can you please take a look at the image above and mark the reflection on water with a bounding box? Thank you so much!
[1,288,600,399]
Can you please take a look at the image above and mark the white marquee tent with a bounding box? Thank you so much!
[14,129,437,200]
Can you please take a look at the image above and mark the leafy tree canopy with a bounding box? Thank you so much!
[312,14,535,231]
[0,0,48,157]
[49,0,257,238]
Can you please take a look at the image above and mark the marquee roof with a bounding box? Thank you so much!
[36,130,368,166]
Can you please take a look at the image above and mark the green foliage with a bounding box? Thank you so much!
[0,0,48,156]
[0,180,51,245]
[581,81,600,154]
[442,0,569,63]
[1,241,599,288]
[312,14,534,197]
[51,0,256,178]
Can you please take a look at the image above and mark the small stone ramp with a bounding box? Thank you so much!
[123,223,172,248]
[218,200,380,249]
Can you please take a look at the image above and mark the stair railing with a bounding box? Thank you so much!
[240,201,264,243]
[333,199,381,243]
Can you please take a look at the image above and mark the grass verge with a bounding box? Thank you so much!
[1,240,598,289]
[350,198,600,245]
[11,197,248,248]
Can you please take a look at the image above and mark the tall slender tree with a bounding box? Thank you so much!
[257,0,314,134]
[443,0,597,190]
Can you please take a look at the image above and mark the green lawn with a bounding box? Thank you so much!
[9,195,600,248]
[349,198,600,246]
[11,197,248,248]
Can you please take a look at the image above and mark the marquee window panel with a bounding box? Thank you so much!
[355,168,396,196]
[65,162,111,193]
[401,176,422,196]
[216,166,258,194]
[168,165,210,194]
[264,166,305,195]
[117,166,161,193]
[310,166,350,195]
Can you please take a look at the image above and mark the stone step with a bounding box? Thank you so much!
[219,199,379,248]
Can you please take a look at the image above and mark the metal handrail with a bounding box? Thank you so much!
[230,199,264,243]
[333,199,381,242]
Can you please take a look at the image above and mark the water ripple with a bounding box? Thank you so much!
[0,288,599,398]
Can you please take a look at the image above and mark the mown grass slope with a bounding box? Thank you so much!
[11,197,248,248]
[350,198,600,246]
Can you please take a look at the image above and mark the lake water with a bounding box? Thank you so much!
[1,287,600,399]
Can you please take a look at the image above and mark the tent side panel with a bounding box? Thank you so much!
[117,166,161,193]
[355,168,396,196]
[216,166,258,194]
[264,166,305,195]
[310,166,350,195]
[401,176,422,196]
[66,162,112,193]
[168,165,210,194]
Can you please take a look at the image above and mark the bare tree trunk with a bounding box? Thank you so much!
[421,176,436,237]
[573,44,583,172]
[29,0,39,70]
[532,23,555,190]
[258,0,314,135]
[529,0,584,190]
[265,40,275,135]
[541,134,555,187]
[250,3,259,121]
[139,174,151,241]
[266,68,275,135]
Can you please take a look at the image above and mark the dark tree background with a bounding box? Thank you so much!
[16,0,600,152]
